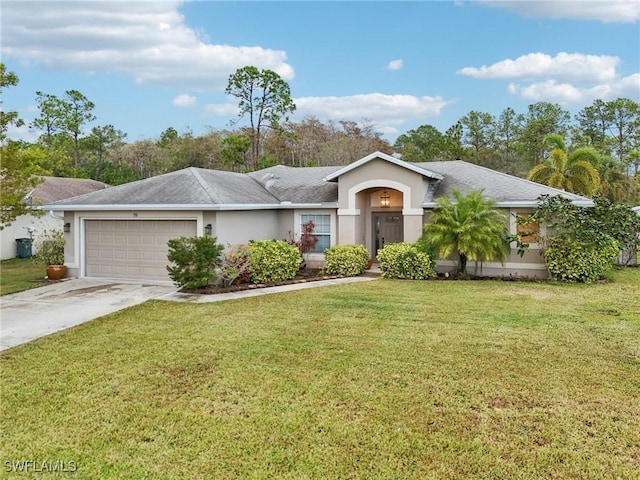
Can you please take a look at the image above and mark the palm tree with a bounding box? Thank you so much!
[422,189,509,276]
[597,156,638,204]
[527,134,601,196]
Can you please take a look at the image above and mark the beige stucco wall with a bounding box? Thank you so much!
[335,158,431,257]
[214,210,281,246]
[337,158,427,211]
[1,212,62,260]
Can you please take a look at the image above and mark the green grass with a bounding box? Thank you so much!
[0,257,48,295]
[1,269,639,479]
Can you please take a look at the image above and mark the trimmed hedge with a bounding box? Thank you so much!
[247,240,302,283]
[377,242,436,280]
[323,244,370,276]
[544,236,619,283]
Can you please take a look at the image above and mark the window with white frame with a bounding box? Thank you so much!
[300,214,331,253]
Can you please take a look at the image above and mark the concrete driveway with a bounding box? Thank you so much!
[0,279,176,351]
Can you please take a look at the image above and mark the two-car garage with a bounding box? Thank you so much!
[84,219,197,281]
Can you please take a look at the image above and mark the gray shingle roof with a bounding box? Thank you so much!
[27,176,110,205]
[46,154,593,210]
[51,168,280,206]
[413,160,592,206]
[249,165,340,203]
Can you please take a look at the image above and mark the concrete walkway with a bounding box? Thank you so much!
[1,274,379,351]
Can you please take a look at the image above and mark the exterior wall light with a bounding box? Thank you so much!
[204,224,212,236]
[380,190,390,208]
[64,222,71,233]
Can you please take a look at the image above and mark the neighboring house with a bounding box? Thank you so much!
[1,177,110,260]
[46,151,593,282]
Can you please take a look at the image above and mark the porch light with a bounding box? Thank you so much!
[380,190,390,208]
[64,222,71,233]
[204,224,212,236]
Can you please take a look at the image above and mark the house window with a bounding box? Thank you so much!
[516,212,539,243]
[300,214,331,253]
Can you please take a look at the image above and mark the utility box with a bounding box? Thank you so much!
[15,238,33,258]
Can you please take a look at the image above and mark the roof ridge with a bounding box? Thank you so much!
[188,167,221,203]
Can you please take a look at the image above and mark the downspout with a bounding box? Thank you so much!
[49,210,64,221]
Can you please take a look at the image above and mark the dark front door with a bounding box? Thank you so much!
[373,213,403,257]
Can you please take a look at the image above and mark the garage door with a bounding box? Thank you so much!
[85,220,197,281]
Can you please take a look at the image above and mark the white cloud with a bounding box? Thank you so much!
[204,102,240,117]
[476,0,640,23]
[458,52,619,83]
[508,73,640,105]
[460,51,639,106]
[0,1,294,90]
[203,93,451,134]
[172,94,196,107]
[293,93,451,130]
[387,59,404,71]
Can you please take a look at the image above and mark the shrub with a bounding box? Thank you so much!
[220,244,252,287]
[167,236,224,290]
[323,244,370,277]
[247,240,301,283]
[36,229,65,265]
[544,236,619,283]
[377,242,436,280]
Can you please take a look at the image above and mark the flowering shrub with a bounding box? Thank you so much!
[220,244,252,287]
[167,236,224,290]
[377,242,436,280]
[544,236,619,283]
[323,244,370,276]
[247,240,302,283]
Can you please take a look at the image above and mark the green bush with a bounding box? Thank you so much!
[377,242,436,280]
[247,240,302,283]
[323,244,370,276]
[544,236,619,283]
[167,236,224,290]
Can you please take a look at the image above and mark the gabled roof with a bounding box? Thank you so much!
[26,176,110,205]
[46,154,594,211]
[415,160,594,207]
[323,151,443,182]
[249,165,339,203]
[49,168,282,210]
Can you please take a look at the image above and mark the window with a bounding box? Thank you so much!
[300,214,331,253]
[516,212,539,243]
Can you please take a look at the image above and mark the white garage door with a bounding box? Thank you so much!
[85,220,197,281]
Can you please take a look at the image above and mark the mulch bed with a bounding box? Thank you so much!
[183,269,380,295]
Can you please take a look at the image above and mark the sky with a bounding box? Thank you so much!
[2,0,639,145]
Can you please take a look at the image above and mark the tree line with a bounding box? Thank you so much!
[2,63,639,220]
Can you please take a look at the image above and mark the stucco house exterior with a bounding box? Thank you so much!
[1,176,109,260]
[46,151,593,282]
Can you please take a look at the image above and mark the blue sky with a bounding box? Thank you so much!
[2,1,639,144]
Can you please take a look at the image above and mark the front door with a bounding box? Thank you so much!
[373,213,403,257]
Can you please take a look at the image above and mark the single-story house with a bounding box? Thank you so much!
[1,176,110,260]
[46,151,593,281]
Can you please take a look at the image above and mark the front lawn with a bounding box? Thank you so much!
[0,257,48,295]
[1,269,639,479]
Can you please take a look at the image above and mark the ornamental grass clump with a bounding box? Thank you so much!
[377,242,436,280]
[247,240,301,283]
[323,244,370,277]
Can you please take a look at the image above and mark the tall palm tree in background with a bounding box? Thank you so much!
[422,189,509,276]
[527,134,601,196]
